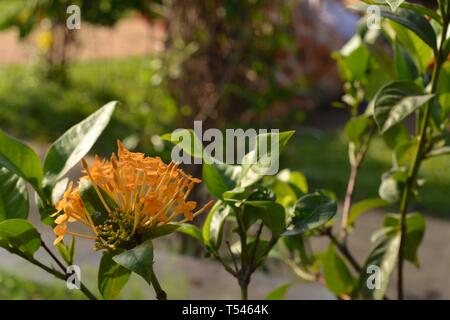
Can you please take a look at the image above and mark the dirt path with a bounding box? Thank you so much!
[0,17,165,64]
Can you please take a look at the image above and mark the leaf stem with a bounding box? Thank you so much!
[149,270,167,300]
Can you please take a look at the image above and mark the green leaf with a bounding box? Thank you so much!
[0,219,41,257]
[202,201,231,250]
[389,22,434,73]
[0,167,29,221]
[266,282,292,300]
[99,251,131,300]
[324,245,355,296]
[161,129,203,160]
[437,62,450,117]
[177,223,203,242]
[43,101,117,189]
[385,0,404,11]
[246,239,272,264]
[348,198,389,226]
[358,234,400,300]
[0,129,43,191]
[355,5,437,50]
[394,139,419,169]
[244,201,286,237]
[284,192,337,236]
[394,40,418,81]
[113,240,154,285]
[51,178,69,205]
[222,187,253,203]
[239,131,295,188]
[379,174,402,203]
[202,162,240,199]
[270,180,298,208]
[276,169,308,194]
[334,35,370,81]
[384,213,425,267]
[373,81,434,133]
[344,115,371,143]
[382,124,410,150]
[141,224,180,241]
[56,237,76,265]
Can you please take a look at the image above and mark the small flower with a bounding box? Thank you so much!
[52,141,213,251]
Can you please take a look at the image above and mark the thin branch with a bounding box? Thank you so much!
[42,241,66,272]
[340,128,375,240]
[325,229,361,273]
[226,240,239,273]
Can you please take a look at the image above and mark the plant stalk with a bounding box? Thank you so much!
[150,270,167,300]
[397,15,449,300]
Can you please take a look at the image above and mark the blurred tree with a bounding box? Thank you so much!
[159,0,306,129]
[0,0,156,82]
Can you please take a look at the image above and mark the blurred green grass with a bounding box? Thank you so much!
[0,268,85,299]
[0,56,177,154]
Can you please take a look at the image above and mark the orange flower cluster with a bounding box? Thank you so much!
[52,141,213,250]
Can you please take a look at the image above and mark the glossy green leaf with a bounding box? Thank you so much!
[43,101,117,189]
[202,162,240,199]
[0,219,41,257]
[161,129,203,160]
[141,224,180,241]
[56,237,76,265]
[324,245,355,296]
[43,102,116,189]
[348,198,389,226]
[373,81,434,133]
[113,240,154,285]
[384,212,425,267]
[277,169,308,194]
[437,62,450,117]
[358,234,400,300]
[379,174,402,203]
[344,115,371,143]
[385,0,404,11]
[394,40,418,81]
[266,282,292,300]
[202,201,231,250]
[354,5,437,50]
[99,251,131,300]
[394,139,419,169]
[334,35,370,81]
[284,192,337,236]
[270,180,298,208]
[389,22,434,73]
[239,131,295,188]
[244,201,286,237]
[0,129,43,191]
[177,223,203,242]
[0,167,29,221]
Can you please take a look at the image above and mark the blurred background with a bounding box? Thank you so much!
[0,0,449,299]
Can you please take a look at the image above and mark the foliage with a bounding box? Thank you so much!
[1,0,450,301]
[280,0,450,300]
